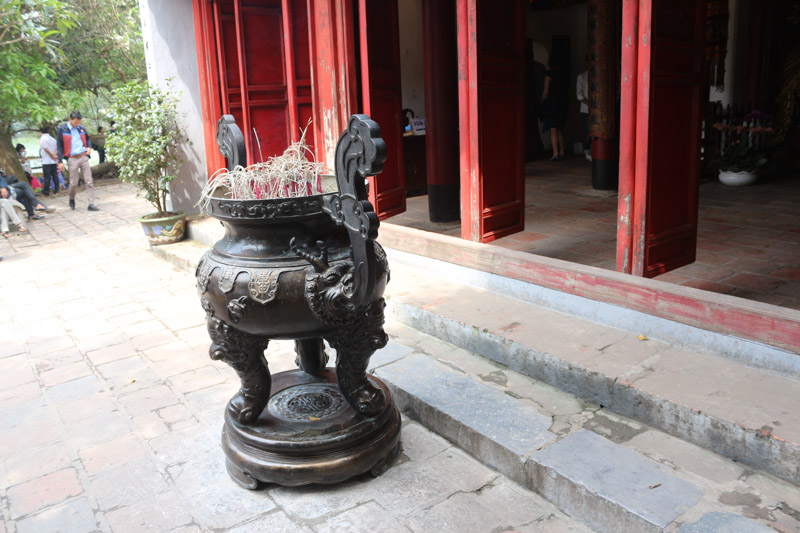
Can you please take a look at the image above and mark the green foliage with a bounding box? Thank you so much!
[0,47,58,125]
[0,0,75,50]
[714,141,768,173]
[105,80,188,216]
[55,0,145,93]
[0,0,75,128]
[0,0,144,132]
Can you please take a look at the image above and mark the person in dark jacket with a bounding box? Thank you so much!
[57,110,99,211]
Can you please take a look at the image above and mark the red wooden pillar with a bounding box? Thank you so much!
[588,0,619,191]
[457,0,480,240]
[742,1,770,109]
[422,0,459,222]
[307,0,357,169]
[193,0,225,177]
[616,0,638,273]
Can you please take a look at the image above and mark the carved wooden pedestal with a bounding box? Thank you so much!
[222,369,401,488]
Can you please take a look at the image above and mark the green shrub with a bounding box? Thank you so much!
[106,80,188,216]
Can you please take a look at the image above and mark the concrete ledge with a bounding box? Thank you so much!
[149,238,207,275]
[184,216,799,371]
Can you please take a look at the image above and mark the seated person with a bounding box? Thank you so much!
[0,197,27,238]
[0,171,52,221]
[15,143,34,183]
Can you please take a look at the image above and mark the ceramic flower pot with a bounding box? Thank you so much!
[718,170,757,186]
[137,211,186,245]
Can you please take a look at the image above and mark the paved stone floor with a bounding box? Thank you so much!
[0,182,590,532]
[389,157,800,310]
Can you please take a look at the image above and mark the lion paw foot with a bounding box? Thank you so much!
[346,381,385,417]
[229,393,265,425]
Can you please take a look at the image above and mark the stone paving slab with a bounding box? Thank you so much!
[376,352,556,473]
[678,512,775,533]
[529,430,703,532]
[0,183,592,533]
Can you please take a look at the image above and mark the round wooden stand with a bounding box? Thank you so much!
[221,369,401,488]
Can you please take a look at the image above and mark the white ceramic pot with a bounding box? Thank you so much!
[718,170,757,186]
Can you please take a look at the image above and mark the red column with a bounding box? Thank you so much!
[457,0,480,241]
[588,0,618,191]
[192,0,225,178]
[616,0,638,273]
[307,0,357,168]
[422,0,460,222]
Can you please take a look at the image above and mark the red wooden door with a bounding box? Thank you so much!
[359,0,406,219]
[212,0,315,165]
[617,0,704,277]
[458,0,525,242]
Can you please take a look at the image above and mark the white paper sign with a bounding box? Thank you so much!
[411,117,426,134]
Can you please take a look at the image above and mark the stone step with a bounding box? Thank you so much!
[370,327,799,533]
[381,250,800,490]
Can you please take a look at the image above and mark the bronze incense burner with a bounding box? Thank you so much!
[196,115,400,487]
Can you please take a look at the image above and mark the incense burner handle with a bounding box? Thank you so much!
[323,114,387,308]
[217,115,247,171]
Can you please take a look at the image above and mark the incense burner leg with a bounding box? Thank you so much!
[295,338,329,376]
[206,315,271,425]
[326,298,389,417]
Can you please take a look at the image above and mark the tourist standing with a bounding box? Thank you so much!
[576,68,590,161]
[39,127,59,196]
[541,59,569,161]
[57,111,99,211]
[93,126,107,163]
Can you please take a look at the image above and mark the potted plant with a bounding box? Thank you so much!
[713,111,772,186]
[106,80,189,244]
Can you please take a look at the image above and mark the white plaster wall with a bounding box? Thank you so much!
[398,0,426,120]
[527,5,589,153]
[138,0,207,214]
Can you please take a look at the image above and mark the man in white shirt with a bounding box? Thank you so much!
[39,127,59,196]
[576,69,590,161]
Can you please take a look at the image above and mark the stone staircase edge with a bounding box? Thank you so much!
[386,298,800,488]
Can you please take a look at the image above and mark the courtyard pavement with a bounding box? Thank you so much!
[0,182,589,533]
